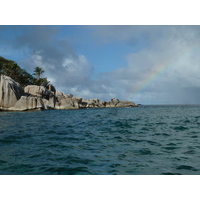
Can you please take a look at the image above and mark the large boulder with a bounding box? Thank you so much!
[47,97,56,108]
[0,75,24,109]
[110,98,119,107]
[105,98,137,108]
[72,97,82,108]
[24,85,54,100]
[99,100,106,107]
[79,101,88,108]
[55,91,81,109]
[83,99,95,107]
[115,100,137,107]
[81,99,100,108]
[105,102,111,107]
[24,85,57,109]
[11,96,58,111]
[10,96,44,111]
[47,84,56,95]
[55,97,73,109]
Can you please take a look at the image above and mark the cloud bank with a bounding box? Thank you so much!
[0,26,114,100]
[92,26,200,104]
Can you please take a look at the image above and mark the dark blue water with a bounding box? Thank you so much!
[1,105,200,175]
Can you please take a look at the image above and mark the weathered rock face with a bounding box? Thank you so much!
[55,91,82,109]
[10,96,58,111]
[72,97,82,108]
[110,98,120,107]
[81,99,100,108]
[99,100,106,107]
[115,100,137,107]
[0,75,24,108]
[10,96,44,111]
[47,84,56,95]
[24,85,54,100]
[24,85,57,109]
[105,98,137,108]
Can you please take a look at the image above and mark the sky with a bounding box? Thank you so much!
[0,25,200,105]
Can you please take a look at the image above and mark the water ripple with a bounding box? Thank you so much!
[1,105,200,174]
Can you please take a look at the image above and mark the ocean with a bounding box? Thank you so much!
[1,105,200,175]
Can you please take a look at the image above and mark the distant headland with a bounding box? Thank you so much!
[0,56,137,111]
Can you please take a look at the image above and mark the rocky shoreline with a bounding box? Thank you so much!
[0,75,137,111]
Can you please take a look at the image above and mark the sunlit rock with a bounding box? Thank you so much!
[0,75,24,109]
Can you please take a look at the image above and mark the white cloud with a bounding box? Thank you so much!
[21,26,200,104]
[1,25,200,104]
[23,50,115,101]
[96,26,200,104]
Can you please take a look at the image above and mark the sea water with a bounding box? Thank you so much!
[1,105,200,175]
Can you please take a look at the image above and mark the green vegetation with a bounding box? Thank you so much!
[33,67,44,80]
[0,56,49,88]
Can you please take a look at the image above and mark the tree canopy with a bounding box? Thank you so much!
[33,67,44,80]
[0,56,49,88]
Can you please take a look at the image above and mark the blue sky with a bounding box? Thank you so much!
[0,25,200,104]
[58,26,146,74]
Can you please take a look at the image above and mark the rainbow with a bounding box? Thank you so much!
[127,42,200,101]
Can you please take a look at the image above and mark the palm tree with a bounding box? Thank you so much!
[33,67,44,80]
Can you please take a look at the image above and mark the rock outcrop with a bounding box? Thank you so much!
[81,99,99,108]
[55,91,82,109]
[114,100,137,107]
[10,96,44,111]
[110,98,120,107]
[0,75,57,111]
[24,85,57,109]
[0,74,137,111]
[0,75,24,109]
[80,97,137,108]
[24,85,54,100]
[47,84,56,95]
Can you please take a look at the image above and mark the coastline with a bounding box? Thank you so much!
[0,74,137,112]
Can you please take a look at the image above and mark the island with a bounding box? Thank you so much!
[0,56,137,111]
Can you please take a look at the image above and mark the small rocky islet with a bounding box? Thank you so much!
[0,74,137,111]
